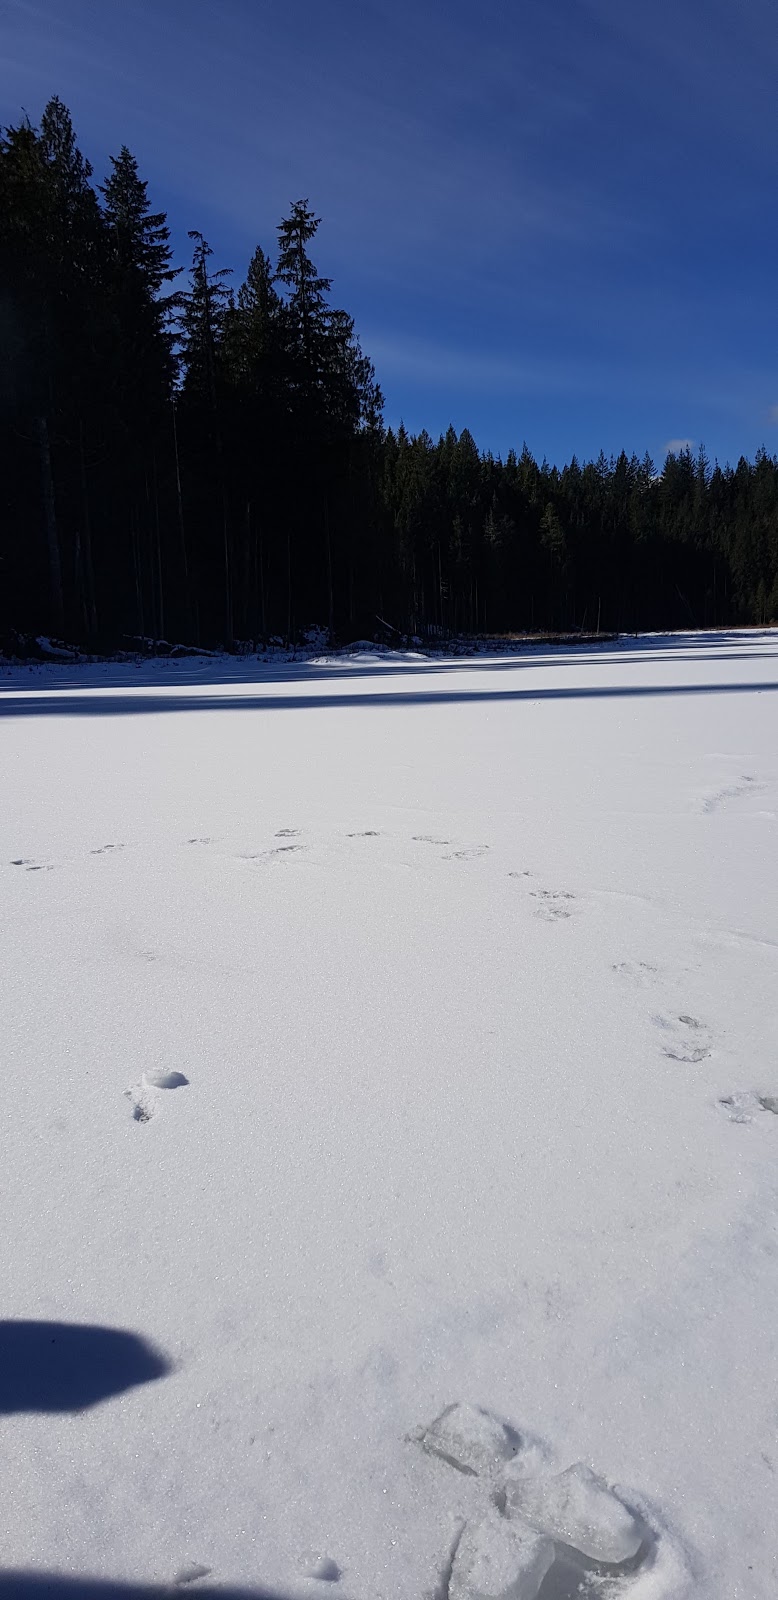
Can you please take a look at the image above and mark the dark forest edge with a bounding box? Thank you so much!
[2,97,777,652]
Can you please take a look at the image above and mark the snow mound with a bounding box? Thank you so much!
[450,1512,554,1600]
[504,1462,645,1565]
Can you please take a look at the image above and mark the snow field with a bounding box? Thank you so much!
[1,632,777,1598]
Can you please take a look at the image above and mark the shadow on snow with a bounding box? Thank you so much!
[0,678,777,718]
[0,1321,171,1414]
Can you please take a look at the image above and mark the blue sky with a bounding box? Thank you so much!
[2,0,777,465]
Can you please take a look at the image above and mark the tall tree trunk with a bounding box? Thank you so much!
[258,515,266,639]
[171,399,192,638]
[222,487,232,646]
[244,501,253,644]
[287,527,293,643]
[153,456,165,640]
[34,414,64,636]
[131,507,145,636]
[78,421,98,638]
[324,494,334,639]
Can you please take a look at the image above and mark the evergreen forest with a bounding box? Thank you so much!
[2,99,777,650]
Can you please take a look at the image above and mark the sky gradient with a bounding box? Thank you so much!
[2,0,777,466]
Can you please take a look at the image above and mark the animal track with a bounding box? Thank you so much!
[531,890,576,921]
[10,858,55,872]
[444,846,490,861]
[718,1092,778,1124]
[416,1402,685,1599]
[90,843,124,855]
[275,828,301,837]
[347,830,381,837]
[652,1013,711,1063]
[125,1071,189,1123]
[414,835,454,846]
[187,837,212,846]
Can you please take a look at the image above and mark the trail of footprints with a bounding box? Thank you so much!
[11,827,774,1136]
[414,1402,686,1599]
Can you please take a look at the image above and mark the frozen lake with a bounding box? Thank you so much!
[2,632,777,1599]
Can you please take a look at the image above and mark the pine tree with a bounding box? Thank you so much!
[225,245,286,393]
[275,199,332,385]
[181,232,232,405]
[180,232,234,642]
[100,147,179,638]
[102,146,176,296]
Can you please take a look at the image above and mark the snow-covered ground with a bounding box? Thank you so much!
[1,632,777,1600]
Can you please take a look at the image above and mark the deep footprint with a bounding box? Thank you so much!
[126,1072,189,1122]
[418,1402,684,1599]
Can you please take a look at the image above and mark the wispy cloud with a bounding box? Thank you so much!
[362,331,615,400]
[664,438,695,455]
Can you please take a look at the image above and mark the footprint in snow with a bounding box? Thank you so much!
[238,844,306,863]
[612,959,659,985]
[531,889,576,920]
[300,1554,341,1583]
[718,1092,778,1124]
[11,858,56,872]
[414,834,454,846]
[415,1401,686,1599]
[444,846,490,861]
[125,1071,189,1123]
[90,843,124,855]
[275,828,301,837]
[652,1013,711,1063]
[347,830,382,837]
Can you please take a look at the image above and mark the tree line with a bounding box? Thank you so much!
[1,98,777,651]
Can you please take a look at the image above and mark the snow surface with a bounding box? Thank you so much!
[1,630,778,1599]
